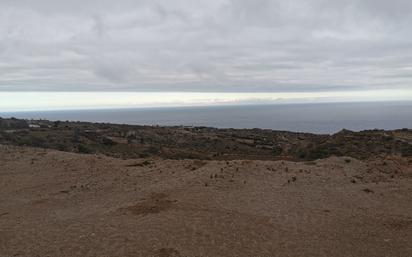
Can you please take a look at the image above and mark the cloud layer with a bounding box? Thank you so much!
[1,0,412,92]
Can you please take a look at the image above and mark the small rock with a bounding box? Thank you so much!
[363,188,374,193]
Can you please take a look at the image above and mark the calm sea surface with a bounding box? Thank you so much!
[2,102,412,134]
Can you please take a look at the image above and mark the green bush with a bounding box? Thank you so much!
[77,144,92,154]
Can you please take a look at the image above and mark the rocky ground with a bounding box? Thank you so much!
[1,145,412,257]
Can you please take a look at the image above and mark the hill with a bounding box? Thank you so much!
[1,117,411,161]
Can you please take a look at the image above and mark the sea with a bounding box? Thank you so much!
[1,101,412,134]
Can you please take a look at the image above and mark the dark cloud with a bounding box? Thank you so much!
[0,0,412,92]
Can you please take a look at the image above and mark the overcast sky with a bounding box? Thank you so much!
[1,0,412,93]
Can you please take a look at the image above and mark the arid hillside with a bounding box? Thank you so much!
[1,117,412,161]
[1,145,412,257]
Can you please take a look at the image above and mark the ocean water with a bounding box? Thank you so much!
[1,101,412,134]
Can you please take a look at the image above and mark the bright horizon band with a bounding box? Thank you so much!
[1,90,411,112]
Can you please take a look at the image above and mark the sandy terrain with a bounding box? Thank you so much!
[1,145,412,257]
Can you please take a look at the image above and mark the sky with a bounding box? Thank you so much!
[1,90,412,112]
[1,0,412,109]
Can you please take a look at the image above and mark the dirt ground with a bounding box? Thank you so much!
[1,145,412,257]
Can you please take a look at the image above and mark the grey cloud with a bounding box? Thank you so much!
[0,0,412,92]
